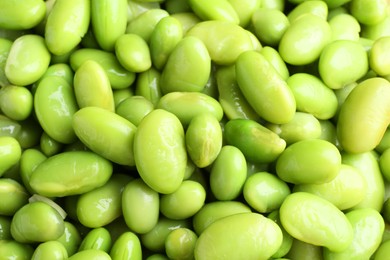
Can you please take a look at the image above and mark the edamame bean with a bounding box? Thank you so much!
[56,221,82,256]
[0,178,28,216]
[369,36,390,76]
[374,240,390,260]
[115,33,152,73]
[73,60,115,112]
[160,180,206,220]
[170,12,202,34]
[134,109,187,194]
[79,228,112,252]
[278,14,331,65]
[287,0,328,23]
[0,216,11,240]
[285,238,323,260]
[185,114,222,168]
[19,148,46,194]
[135,67,162,106]
[113,88,135,107]
[165,228,197,260]
[337,78,390,153]
[34,76,78,144]
[0,38,12,87]
[115,96,154,126]
[29,151,113,197]
[73,106,137,166]
[127,0,162,21]
[267,211,293,258]
[228,0,261,27]
[31,241,68,260]
[157,91,223,127]
[319,40,368,89]
[280,192,353,252]
[91,0,127,51]
[195,212,283,260]
[77,174,131,228]
[235,50,296,124]
[294,164,366,210]
[0,240,33,260]
[323,208,384,259]
[67,249,112,260]
[243,172,290,213]
[40,132,63,157]
[224,119,286,163]
[11,201,65,243]
[45,0,90,55]
[188,0,239,24]
[362,15,390,40]
[110,231,142,260]
[186,20,255,65]
[329,13,361,41]
[276,139,341,184]
[260,46,290,80]
[0,85,33,121]
[5,34,50,86]
[0,136,21,177]
[160,36,210,93]
[150,16,183,70]
[350,0,387,25]
[0,115,21,138]
[379,148,390,182]
[0,0,46,30]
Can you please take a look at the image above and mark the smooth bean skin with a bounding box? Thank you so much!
[115,34,152,73]
[73,60,115,112]
[188,0,239,24]
[285,239,323,260]
[0,216,11,240]
[0,240,33,260]
[278,14,331,65]
[0,178,28,216]
[185,114,222,168]
[376,128,390,153]
[260,46,289,81]
[77,174,131,228]
[280,192,353,252]
[0,38,12,87]
[323,208,384,259]
[0,85,33,121]
[0,115,21,138]
[194,212,282,260]
[73,106,137,166]
[319,40,368,89]
[160,180,206,220]
[160,36,210,93]
[287,0,328,22]
[342,151,385,212]
[0,0,45,30]
[369,36,390,76]
[287,73,338,120]
[266,112,322,145]
[276,139,341,184]
[91,0,127,51]
[192,201,251,235]
[37,63,74,86]
[157,92,223,128]
[150,16,183,70]
[227,0,261,28]
[126,9,169,42]
[67,249,112,260]
[0,136,21,177]
[235,50,296,124]
[113,88,134,108]
[224,119,286,163]
[115,96,154,126]
[140,217,191,252]
[31,241,68,260]
[135,67,162,106]
[134,109,187,194]
[186,20,255,65]
[337,78,390,153]
[70,48,136,89]
[11,201,65,243]
[45,0,90,55]
[14,118,42,150]
[267,211,293,258]
[329,13,361,41]
[216,65,259,121]
[362,16,390,40]
[294,164,366,210]
[40,132,63,157]
[252,8,289,46]
[29,151,113,197]
[350,0,387,25]
[379,148,390,182]
[56,221,82,256]
[79,228,112,252]
[5,35,50,86]
[110,231,142,260]
[209,145,246,201]
[165,228,197,260]
[34,76,78,144]
[19,148,47,194]
[243,172,290,213]
[374,240,390,260]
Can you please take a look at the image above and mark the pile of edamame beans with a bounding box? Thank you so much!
[1,0,390,259]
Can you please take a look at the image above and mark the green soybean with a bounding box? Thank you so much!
[280,192,353,252]
[0,0,46,30]
[260,46,290,80]
[135,67,162,106]
[228,0,261,27]
[34,76,78,144]
[134,109,187,194]
[235,50,296,124]
[276,139,341,184]
[40,132,63,157]
[29,151,113,197]
[369,36,390,76]
[79,228,112,252]
[110,231,142,260]
[224,119,286,163]
[194,212,283,260]
[0,178,29,216]
[350,0,387,25]
[72,106,137,166]
[329,13,361,41]
[0,240,33,260]
[0,85,33,121]
[73,60,115,112]
[287,0,328,23]
[45,0,90,55]
[67,249,112,260]
[165,228,197,260]
[374,240,390,260]
[31,241,68,260]
[19,148,47,194]
[268,211,293,258]
[160,36,210,93]
[115,96,154,126]
[11,201,65,243]
[188,0,239,24]
[0,216,11,240]
[0,136,21,177]
[56,221,82,256]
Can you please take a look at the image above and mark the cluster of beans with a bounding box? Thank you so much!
[1,0,390,259]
